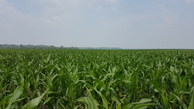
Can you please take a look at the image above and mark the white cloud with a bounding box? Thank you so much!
[96,5,103,10]
[106,0,119,4]
[185,0,194,3]
[157,3,179,24]
[0,0,47,44]
[0,0,38,26]
[30,0,95,7]
[0,0,13,15]
[161,9,179,24]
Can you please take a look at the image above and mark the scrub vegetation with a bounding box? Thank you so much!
[0,49,193,109]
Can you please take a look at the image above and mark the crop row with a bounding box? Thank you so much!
[0,49,194,109]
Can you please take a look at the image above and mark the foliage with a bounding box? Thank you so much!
[0,49,194,108]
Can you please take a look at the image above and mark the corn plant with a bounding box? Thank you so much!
[0,49,193,108]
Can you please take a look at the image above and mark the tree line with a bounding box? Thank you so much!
[0,44,78,49]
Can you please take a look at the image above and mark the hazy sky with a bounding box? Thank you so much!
[0,0,194,49]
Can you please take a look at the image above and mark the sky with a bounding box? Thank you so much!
[0,0,194,49]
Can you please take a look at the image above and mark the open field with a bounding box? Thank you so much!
[0,49,194,109]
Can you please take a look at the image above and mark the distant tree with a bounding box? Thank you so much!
[60,46,64,49]
[20,44,24,49]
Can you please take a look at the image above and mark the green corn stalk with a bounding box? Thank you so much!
[5,74,24,109]
[188,92,194,109]
[77,89,99,109]
[123,98,157,109]
[22,89,49,109]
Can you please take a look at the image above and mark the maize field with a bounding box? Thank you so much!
[0,49,194,109]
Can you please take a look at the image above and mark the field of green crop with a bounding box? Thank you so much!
[0,49,194,109]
